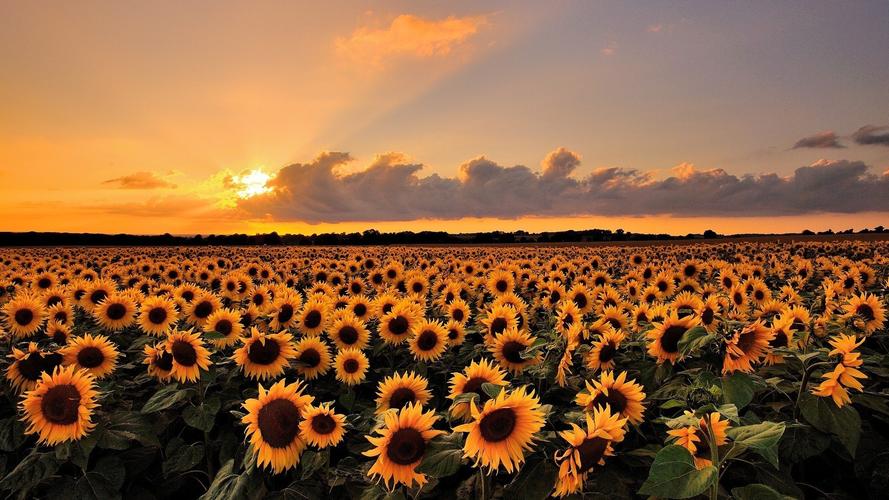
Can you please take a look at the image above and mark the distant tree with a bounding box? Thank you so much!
[801,229,815,235]
[703,229,718,238]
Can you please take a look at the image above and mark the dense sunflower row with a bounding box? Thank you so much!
[0,241,887,499]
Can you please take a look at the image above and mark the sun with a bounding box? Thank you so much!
[232,169,272,198]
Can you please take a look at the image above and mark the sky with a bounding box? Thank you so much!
[1,0,888,235]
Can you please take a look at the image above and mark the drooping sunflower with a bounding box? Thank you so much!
[137,295,179,336]
[489,327,541,374]
[293,336,332,380]
[20,365,99,445]
[586,328,626,372]
[575,370,646,424]
[60,333,119,379]
[364,402,444,490]
[667,412,730,469]
[204,308,244,348]
[552,405,628,497]
[722,321,774,374]
[843,293,886,334]
[327,312,370,350]
[6,342,63,392]
[242,379,315,473]
[297,295,332,336]
[233,327,297,381]
[646,313,701,364]
[299,402,346,448]
[375,371,432,414]
[92,294,137,331]
[454,385,545,473]
[812,362,866,407]
[334,347,369,386]
[378,301,422,345]
[143,343,174,382]
[166,329,212,383]
[3,293,46,337]
[447,358,509,421]
[763,314,795,365]
[408,319,448,362]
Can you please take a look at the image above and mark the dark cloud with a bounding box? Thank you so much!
[237,150,889,222]
[852,125,889,147]
[102,171,176,189]
[792,131,844,149]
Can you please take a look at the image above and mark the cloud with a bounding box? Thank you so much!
[236,150,889,222]
[335,14,488,65]
[792,131,844,149]
[600,41,618,56]
[102,171,176,189]
[852,125,889,147]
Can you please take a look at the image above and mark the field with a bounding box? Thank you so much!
[0,241,887,500]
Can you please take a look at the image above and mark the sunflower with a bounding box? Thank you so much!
[293,336,331,380]
[812,362,866,407]
[489,327,541,374]
[375,371,432,414]
[44,321,71,345]
[378,301,422,345]
[233,327,297,381]
[448,358,509,421]
[136,295,179,335]
[3,293,46,337]
[166,329,212,383]
[843,293,886,334]
[763,314,795,365]
[84,279,116,310]
[722,321,774,374]
[555,300,582,335]
[445,320,466,346]
[667,412,730,469]
[408,319,448,362]
[242,379,315,473]
[269,294,302,331]
[364,402,444,490]
[646,313,700,364]
[575,370,646,424]
[553,405,628,497]
[297,295,332,336]
[90,294,135,331]
[299,402,346,448]
[143,343,174,382]
[346,294,372,321]
[46,302,73,326]
[334,348,369,386]
[454,385,545,473]
[184,292,222,327]
[486,269,515,296]
[586,328,626,372]
[204,308,244,348]
[697,295,721,333]
[6,342,63,392]
[20,365,99,445]
[60,333,119,379]
[447,298,471,325]
[327,312,370,350]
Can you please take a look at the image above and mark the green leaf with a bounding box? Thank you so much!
[799,392,861,456]
[106,411,160,448]
[481,382,503,399]
[163,440,205,476]
[183,396,221,433]
[0,452,59,494]
[731,483,795,500]
[721,372,754,409]
[300,449,328,480]
[779,424,830,463]
[417,434,464,478]
[76,456,126,500]
[338,390,356,411]
[202,330,227,341]
[638,445,717,499]
[504,453,559,500]
[201,460,238,500]
[678,326,714,357]
[726,421,785,468]
[0,417,26,452]
[141,384,194,414]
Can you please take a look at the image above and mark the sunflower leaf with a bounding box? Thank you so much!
[504,453,558,500]
[799,392,861,456]
[638,445,717,499]
[481,382,503,399]
[721,372,755,409]
[141,384,194,414]
[183,397,221,433]
[726,421,785,468]
[678,327,714,357]
[731,483,796,500]
[417,434,463,478]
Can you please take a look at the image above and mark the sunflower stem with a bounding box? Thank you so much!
[793,361,833,420]
[706,422,720,500]
[196,375,215,480]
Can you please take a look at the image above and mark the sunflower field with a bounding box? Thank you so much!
[0,241,887,499]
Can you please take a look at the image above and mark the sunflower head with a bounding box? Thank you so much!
[363,402,444,489]
[299,402,346,448]
[21,365,99,445]
[233,327,297,381]
[242,379,315,473]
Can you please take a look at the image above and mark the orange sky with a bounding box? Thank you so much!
[1,2,887,236]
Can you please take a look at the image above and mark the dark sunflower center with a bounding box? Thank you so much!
[343,358,360,373]
[857,304,875,322]
[769,331,788,348]
[52,330,68,344]
[41,384,82,425]
[496,280,508,293]
[277,304,294,323]
[154,350,174,371]
[47,296,62,307]
[19,352,45,380]
[702,308,714,325]
[247,339,281,365]
[338,326,359,345]
[388,316,409,336]
[194,301,213,319]
[353,303,367,317]
[386,428,426,465]
[448,328,459,340]
[598,343,617,362]
[791,319,806,332]
[479,408,517,442]
[90,290,108,305]
[452,309,464,322]
[38,277,52,289]
[54,311,68,323]
[573,294,588,310]
[577,436,610,472]
[736,330,758,354]
[462,376,490,397]
[416,330,438,351]
[754,290,765,301]
[171,340,198,366]
[490,317,508,336]
[502,341,526,364]
[303,310,322,329]
[592,389,628,413]
[660,325,687,353]
[412,282,424,293]
[77,346,105,368]
[310,413,337,435]
[42,352,63,372]
[299,348,321,368]
[606,318,621,330]
[106,303,127,320]
[388,387,416,409]
[257,398,301,448]
[215,319,233,336]
[14,308,34,326]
